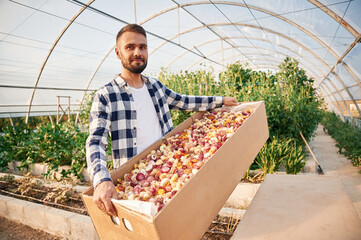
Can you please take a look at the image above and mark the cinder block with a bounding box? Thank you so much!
[14,161,27,175]
[31,163,47,176]
[69,214,99,240]
[6,198,29,221]
[23,201,50,229]
[0,194,13,216]
[219,207,246,219]
[44,207,76,236]
[225,183,260,209]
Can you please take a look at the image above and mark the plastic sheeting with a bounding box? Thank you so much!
[0,0,360,119]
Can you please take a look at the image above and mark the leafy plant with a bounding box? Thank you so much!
[285,143,305,174]
[255,137,305,176]
[321,111,361,166]
[0,124,33,171]
[1,57,322,180]
[159,57,321,177]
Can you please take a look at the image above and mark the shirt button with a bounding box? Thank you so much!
[134,143,136,145]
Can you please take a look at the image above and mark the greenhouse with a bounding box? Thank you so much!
[0,0,360,239]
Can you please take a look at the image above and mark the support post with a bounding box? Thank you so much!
[9,116,15,131]
[68,96,70,122]
[57,96,60,124]
[48,114,54,127]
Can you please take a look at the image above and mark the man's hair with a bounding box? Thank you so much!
[116,24,147,42]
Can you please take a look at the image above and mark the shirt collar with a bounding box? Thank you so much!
[114,74,150,87]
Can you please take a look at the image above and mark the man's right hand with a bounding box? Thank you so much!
[93,180,118,216]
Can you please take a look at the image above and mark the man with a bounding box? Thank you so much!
[86,24,239,217]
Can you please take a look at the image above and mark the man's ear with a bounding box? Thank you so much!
[115,47,121,60]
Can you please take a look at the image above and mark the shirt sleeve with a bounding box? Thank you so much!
[160,81,224,111]
[86,91,112,189]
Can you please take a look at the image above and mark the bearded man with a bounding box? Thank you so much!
[86,24,239,216]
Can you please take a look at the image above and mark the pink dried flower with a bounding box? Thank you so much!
[136,172,146,182]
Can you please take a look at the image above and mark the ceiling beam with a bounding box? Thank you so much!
[25,0,95,123]
[308,0,359,37]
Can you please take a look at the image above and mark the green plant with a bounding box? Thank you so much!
[255,137,290,174]
[0,124,33,171]
[1,57,322,180]
[255,137,305,176]
[321,111,361,166]
[285,143,305,174]
[159,58,321,176]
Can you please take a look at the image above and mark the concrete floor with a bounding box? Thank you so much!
[309,125,361,220]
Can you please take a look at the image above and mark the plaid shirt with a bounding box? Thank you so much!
[86,75,224,188]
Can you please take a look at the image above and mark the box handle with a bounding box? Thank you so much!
[111,216,134,232]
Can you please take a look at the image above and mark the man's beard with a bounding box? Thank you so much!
[121,57,147,74]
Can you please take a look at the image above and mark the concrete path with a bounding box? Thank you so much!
[309,125,361,219]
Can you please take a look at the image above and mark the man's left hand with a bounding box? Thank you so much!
[224,97,239,106]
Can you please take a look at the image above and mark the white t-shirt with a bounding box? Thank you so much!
[128,84,163,154]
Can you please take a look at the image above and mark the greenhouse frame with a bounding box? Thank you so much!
[1,1,361,239]
[0,0,360,122]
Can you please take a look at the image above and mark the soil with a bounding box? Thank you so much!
[0,175,87,215]
[0,174,241,240]
[0,216,63,240]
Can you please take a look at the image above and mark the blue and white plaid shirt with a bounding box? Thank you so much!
[86,75,224,188]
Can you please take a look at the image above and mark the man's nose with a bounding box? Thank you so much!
[134,47,141,57]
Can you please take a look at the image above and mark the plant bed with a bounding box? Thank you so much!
[0,174,242,239]
[0,174,87,215]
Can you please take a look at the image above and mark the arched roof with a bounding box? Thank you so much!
[0,0,360,120]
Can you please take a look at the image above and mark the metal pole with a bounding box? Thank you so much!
[48,114,54,127]
[9,116,15,131]
[221,38,224,70]
[25,0,95,123]
[68,97,70,122]
[57,96,60,124]
[133,0,137,23]
[178,6,180,45]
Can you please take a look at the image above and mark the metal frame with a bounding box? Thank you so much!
[17,0,360,119]
[142,1,342,59]
[316,35,361,117]
[324,78,353,117]
[167,39,324,78]
[319,86,339,115]
[316,34,361,88]
[148,23,332,70]
[25,0,95,123]
[150,22,360,117]
[144,1,360,116]
[164,36,325,76]
[74,46,114,124]
[307,0,359,38]
[185,49,320,80]
[321,84,345,119]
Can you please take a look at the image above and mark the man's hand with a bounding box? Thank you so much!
[224,97,239,106]
[93,181,118,216]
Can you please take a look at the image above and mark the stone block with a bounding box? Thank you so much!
[0,194,13,216]
[219,207,246,219]
[44,207,76,237]
[69,214,99,240]
[31,163,47,176]
[23,201,50,229]
[225,183,260,209]
[6,198,28,222]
